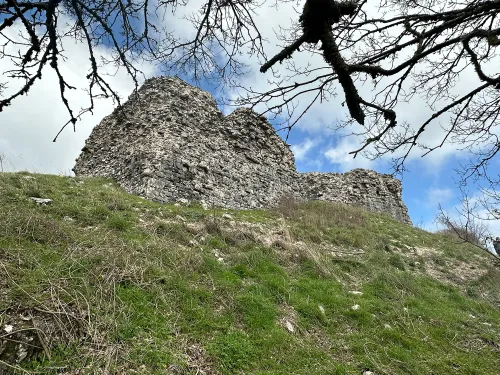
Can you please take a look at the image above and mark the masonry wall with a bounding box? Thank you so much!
[300,170,410,223]
[73,76,411,224]
[73,77,300,209]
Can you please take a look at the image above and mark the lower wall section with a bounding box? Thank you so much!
[299,170,411,224]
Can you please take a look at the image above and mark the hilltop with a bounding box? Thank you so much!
[0,172,499,374]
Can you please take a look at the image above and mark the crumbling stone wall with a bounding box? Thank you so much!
[73,76,411,224]
[300,170,410,223]
[73,77,300,209]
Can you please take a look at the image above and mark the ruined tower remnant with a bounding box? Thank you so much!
[73,77,411,224]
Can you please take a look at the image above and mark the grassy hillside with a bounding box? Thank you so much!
[0,172,499,375]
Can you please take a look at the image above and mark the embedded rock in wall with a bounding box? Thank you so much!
[300,170,411,224]
[73,77,300,209]
[74,76,411,224]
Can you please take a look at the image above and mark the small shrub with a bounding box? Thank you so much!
[437,226,485,247]
[275,194,301,218]
[152,222,189,244]
[436,205,489,248]
[154,221,174,236]
[90,205,111,221]
[431,254,447,267]
[388,254,406,270]
[205,217,224,236]
[300,200,367,229]
[107,200,130,211]
[276,197,367,229]
[107,215,131,231]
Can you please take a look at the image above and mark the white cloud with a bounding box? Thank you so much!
[290,138,318,161]
[324,138,377,172]
[425,187,454,209]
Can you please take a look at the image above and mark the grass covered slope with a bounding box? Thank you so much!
[0,172,499,375]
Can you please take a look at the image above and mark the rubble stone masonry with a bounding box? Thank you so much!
[73,77,411,224]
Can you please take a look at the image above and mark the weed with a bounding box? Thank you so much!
[207,331,256,373]
[388,253,406,270]
[107,214,131,231]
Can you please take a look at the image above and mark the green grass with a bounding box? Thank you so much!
[0,172,499,374]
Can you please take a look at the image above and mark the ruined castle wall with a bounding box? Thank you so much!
[73,77,300,209]
[74,76,411,224]
[299,170,411,224]
[141,108,301,208]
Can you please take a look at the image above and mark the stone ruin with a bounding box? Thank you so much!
[73,77,411,224]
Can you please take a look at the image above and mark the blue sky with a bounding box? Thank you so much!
[1,1,498,235]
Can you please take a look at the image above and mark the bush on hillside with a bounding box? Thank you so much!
[436,210,489,248]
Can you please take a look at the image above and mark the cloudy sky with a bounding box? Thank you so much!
[1,1,499,236]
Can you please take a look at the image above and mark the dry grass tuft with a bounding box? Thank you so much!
[274,194,302,219]
[275,196,367,230]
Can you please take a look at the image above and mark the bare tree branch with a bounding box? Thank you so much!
[242,0,500,186]
[437,189,500,261]
[0,0,265,137]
